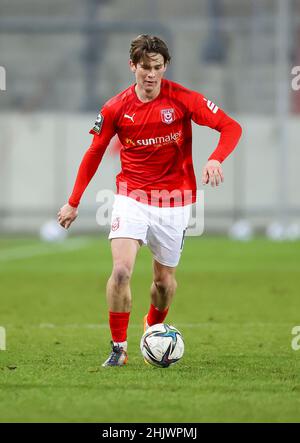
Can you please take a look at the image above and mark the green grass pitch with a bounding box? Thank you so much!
[0,235,300,422]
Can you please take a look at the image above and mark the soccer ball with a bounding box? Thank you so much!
[140,323,184,368]
[39,219,68,242]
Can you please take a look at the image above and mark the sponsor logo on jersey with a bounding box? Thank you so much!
[125,138,136,146]
[91,112,104,134]
[203,98,219,114]
[136,130,182,146]
[161,108,175,124]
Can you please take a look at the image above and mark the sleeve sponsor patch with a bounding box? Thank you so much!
[91,112,104,134]
[203,98,219,114]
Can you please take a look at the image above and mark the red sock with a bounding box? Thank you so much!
[147,304,169,327]
[109,311,130,342]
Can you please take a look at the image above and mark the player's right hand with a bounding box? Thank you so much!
[57,203,78,229]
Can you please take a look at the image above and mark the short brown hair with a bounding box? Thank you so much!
[130,34,171,66]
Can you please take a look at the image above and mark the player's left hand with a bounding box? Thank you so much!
[202,160,224,187]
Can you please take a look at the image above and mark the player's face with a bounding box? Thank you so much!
[130,53,167,96]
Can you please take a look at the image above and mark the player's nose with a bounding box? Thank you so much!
[148,69,156,77]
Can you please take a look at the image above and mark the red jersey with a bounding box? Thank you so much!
[69,79,242,208]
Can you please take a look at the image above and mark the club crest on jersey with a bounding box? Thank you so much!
[161,108,175,124]
[111,217,120,232]
[91,112,104,134]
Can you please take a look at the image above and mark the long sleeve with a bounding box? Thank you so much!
[189,92,242,163]
[68,107,116,208]
[208,113,242,163]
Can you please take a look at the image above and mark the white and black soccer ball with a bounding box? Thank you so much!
[140,323,184,368]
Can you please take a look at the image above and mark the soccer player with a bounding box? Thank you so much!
[57,34,242,367]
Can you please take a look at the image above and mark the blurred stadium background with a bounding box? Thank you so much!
[0,0,299,238]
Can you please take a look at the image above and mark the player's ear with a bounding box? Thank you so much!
[129,60,136,73]
[164,58,170,70]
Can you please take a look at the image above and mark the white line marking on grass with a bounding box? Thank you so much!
[0,326,6,350]
[0,238,90,262]
[37,323,211,329]
[8,323,210,330]
[4,322,292,333]
[5,322,286,330]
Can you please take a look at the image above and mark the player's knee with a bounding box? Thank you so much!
[154,275,177,296]
[112,264,131,288]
